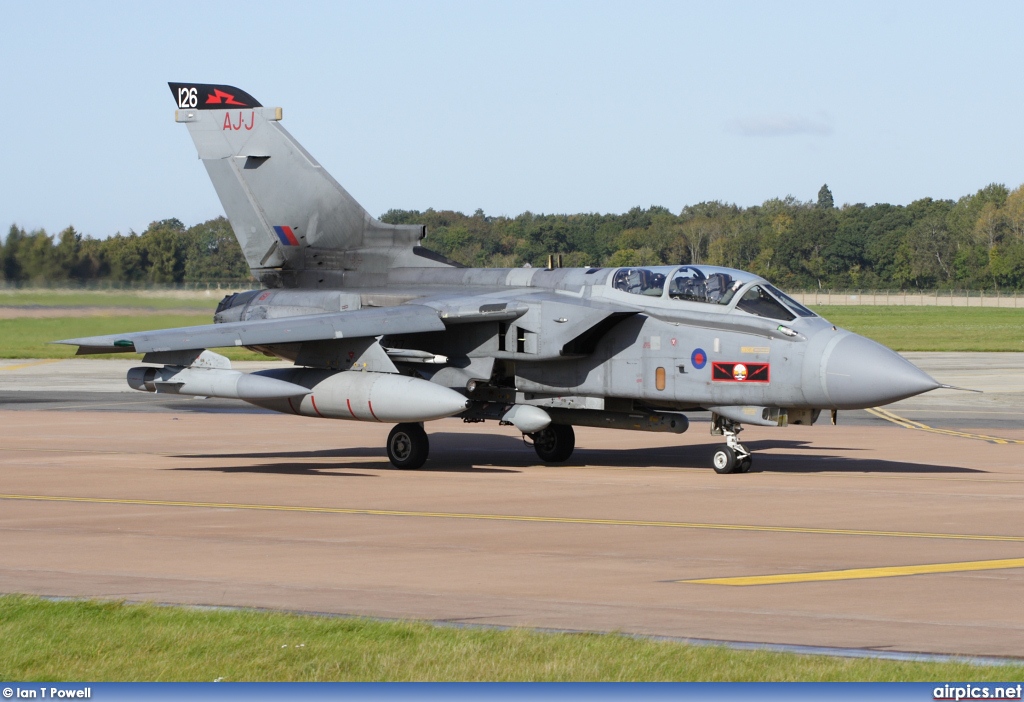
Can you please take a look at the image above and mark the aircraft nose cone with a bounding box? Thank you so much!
[824,334,940,409]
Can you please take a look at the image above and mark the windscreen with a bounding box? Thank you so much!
[735,285,797,321]
[763,283,817,317]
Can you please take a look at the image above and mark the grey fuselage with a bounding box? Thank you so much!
[215,263,935,417]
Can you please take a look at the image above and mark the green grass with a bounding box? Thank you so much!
[0,316,267,361]
[812,306,1024,352]
[0,289,224,311]
[0,596,1020,681]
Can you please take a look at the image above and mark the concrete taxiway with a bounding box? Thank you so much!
[0,355,1022,658]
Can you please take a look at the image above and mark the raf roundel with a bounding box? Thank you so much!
[691,348,707,370]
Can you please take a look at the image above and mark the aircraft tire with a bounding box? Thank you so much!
[387,423,429,470]
[532,424,575,463]
[738,455,753,473]
[712,446,738,474]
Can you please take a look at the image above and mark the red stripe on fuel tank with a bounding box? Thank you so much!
[368,400,380,422]
[310,395,325,418]
[346,398,357,419]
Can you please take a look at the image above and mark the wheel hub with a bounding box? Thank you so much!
[391,433,412,460]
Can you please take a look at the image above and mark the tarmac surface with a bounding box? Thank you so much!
[1,354,1023,658]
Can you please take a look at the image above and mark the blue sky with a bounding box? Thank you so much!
[2,1,1023,238]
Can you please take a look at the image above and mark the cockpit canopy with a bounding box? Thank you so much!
[610,267,667,297]
[610,264,816,321]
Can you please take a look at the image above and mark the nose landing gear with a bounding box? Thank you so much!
[711,415,752,474]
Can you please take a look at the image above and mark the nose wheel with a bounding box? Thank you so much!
[711,416,752,474]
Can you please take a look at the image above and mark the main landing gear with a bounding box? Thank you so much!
[386,422,578,470]
[529,424,576,463]
[711,416,752,474]
[387,423,429,470]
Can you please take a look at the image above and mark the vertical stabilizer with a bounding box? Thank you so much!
[169,83,454,287]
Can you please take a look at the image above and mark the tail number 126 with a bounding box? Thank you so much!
[177,87,198,108]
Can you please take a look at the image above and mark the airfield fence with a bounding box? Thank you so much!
[790,290,1023,307]
[1,282,1022,308]
[0,281,255,292]
[0,281,257,300]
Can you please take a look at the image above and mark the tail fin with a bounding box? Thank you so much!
[169,82,455,287]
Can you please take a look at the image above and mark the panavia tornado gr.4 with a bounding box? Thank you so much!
[59,83,944,474]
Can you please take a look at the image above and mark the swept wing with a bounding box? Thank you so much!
[57,304,447,354]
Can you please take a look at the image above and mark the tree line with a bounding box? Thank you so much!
[383,183,1024,290]
[4,182,1024,290]
[1,218,250,285]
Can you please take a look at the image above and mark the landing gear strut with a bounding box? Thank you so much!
[530,424,575,463]
[387,423,429,469]
[711,415,752,474]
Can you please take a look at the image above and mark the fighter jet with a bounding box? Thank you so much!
[59,83,942,473]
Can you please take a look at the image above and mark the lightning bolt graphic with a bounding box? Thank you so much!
[205,89,245,106]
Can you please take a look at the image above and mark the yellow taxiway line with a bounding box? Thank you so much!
[0,359,62,372]
[3,493,1024,543]
[866,407,1024,445]
[681,557,1024,586]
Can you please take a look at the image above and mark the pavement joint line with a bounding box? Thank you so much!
[2,446,1024,483]
[680,557,1024,586]
[3,493,1024,542]
[0,359,62,371]
[551,468,1024,485]
[0,447,389,464]
[0,397,237,412]
[866,407,1024,444]
[894,409,1024,415]
[12,401,191,412]
[0,447,174,456]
